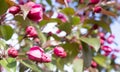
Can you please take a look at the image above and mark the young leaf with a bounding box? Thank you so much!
[0,39,6,48]
[71,16,80,25]
[73,59,83,72]
[0,25,14,40]
[101,8,117,18]
[20,4,31,20]
[80,37,100,52]
[93,54,111,68]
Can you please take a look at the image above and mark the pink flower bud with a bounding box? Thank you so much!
[79,0,84,4]
[41,53,51,63]
[98,32,105,39]
[27,4,43,22]
[107,34,115,44]
[90,0,99,4]
[93,6,102,13]
[57,13,67,23]
[53,47,67,58]
[101,46,112,53]
[27,46,44,62]
[100,38,105,45]
[56,29,61,34]
[8,6,20,15]
[8,48,18,58]
[25,26,38,38]
[91,61,97,68]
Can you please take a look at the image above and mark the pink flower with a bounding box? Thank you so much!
[57,13,67,23]
[53,47,67,58]
[98,32,105,39]
[107,34,115,44]
[101,46,112,53]
[25,26,38,38]
[93,6,102,13]
[27,3,43,22]
[27,46,44,62]
[41,53,51,63]
[8,48,18,58]
[8,6,20,15]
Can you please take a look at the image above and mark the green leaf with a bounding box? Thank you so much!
[39,18,62,27]
[52,34,61,41]
[14,15,29,27]
[71,16,80,25]
[0,0,8,15]
[0,39,6,48]
[46,0,52,6]
[61,7,75,15]
[80,37,100,52]
[59,23,72,34]
[93,54,111,68]
[82,42,92,68]
[20,60,42,72]
[56,58,64,71]
[0,25,14,40]
[73,59,83,72]
[84,19,111,32]
[0,58,16,72]
[61,42,80,63]
[35,25,47,45]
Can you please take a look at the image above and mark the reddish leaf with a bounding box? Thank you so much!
[101,8,117,18]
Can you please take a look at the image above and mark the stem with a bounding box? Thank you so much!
[64,0,69,7]
[34,25,47,47]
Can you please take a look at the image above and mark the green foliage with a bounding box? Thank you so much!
[46,0,52,6]
[82,42,92,68]
[20,60,42,72]
[73,59,83,72]
[0,58,16,72]
[80,37,100,52]
[93,54,111,69]
[61,42,80,63]
[0,39,6,48]
[84,19,111,32]
[0,25,14,40]
[61,7,75,15]
[39,18,62,27]
[0,0,8,15]
[71,16,80,25]
[59,23,72,34]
